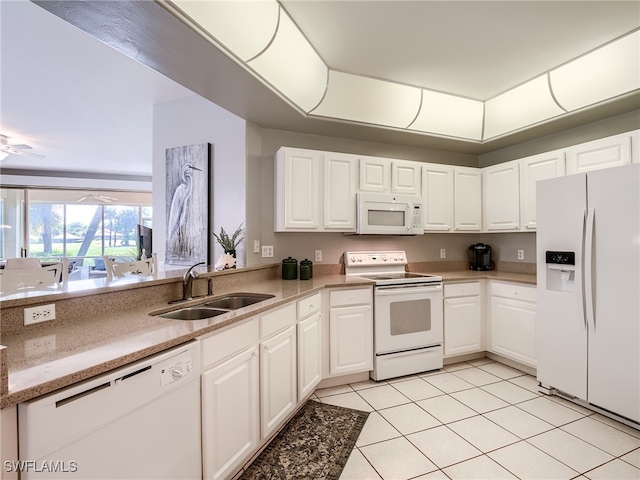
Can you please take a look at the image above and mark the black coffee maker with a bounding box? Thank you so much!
[469,243,493,271]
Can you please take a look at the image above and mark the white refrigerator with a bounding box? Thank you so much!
[536,163,640,425]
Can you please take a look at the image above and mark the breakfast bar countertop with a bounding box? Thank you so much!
[0,273,371,407]
[1,266,536,408]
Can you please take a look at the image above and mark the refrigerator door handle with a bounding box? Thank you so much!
[585,208,595,331]
[576,208,587,330]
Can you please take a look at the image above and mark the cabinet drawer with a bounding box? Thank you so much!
[329,288,372,307]
[444,282,480,298]
[260,303,296,339]
[491,281,537,303]
[200,318,259,368]
[297,292,321,320]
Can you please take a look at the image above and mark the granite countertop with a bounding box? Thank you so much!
[428,270,537,285]
[1,268,535,408]
[1,274,370,407]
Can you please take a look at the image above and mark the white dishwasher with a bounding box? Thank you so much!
[18,340,202,480]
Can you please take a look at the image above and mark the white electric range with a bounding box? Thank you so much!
[345,251,443,380]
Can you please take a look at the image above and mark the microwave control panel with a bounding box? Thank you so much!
[412,205,422,229]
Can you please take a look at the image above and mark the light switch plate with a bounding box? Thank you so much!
[262,245,274,258]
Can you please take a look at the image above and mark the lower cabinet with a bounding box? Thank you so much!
[201,347,259,480]
[443,282,483,357]
[297,311,322,400]
[200,320,260,480]
[260,325,297,440]
[328,288,373,376]
[489,281,537,367]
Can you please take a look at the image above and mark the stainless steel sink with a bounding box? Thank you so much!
[155,293,275,320]
[203,293,275,310]
[156,307,229,320]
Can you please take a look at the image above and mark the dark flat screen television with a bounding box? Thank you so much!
[137,225,152,259]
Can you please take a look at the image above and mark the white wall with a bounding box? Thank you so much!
[153,95,247,270]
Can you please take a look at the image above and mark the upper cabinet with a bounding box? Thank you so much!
[519,151,565,230]
[421,164,454,231]
[391,160,421,195]
[359,157,421,195]
[275,147,319,231]
[275,130,637,234]
[454,167,482,231]
[483,161,520,231]
[566,131,638,175]
[359,156,391,192]
[323,153,356,231]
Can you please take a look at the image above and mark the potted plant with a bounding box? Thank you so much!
[212,223,245,259]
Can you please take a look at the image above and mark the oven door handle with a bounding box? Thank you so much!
[375,284,442,294]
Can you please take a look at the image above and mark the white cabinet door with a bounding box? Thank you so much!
[329,304,373,375]
[297,311,322,400]
[359,156,390,192]
[323,153,356,230]
[483,161,520,231]
[422,164,454,231]
[391,160,421,195]
[260,325,297,439]
[444,296,482,357]
[453,167,482,231]
[202,347,259,480]
[519,151,565,231]
[566,132,634,174]
[490,294,537,368]
[275,148,319,231]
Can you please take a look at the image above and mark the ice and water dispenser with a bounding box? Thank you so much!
[545,251,576,292]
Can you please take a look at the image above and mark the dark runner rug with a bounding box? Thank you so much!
[239,400,369,480]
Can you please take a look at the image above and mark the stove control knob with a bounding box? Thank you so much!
[382,255,388,261]
[349,256,356,263]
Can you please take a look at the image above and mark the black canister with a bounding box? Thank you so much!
[300,258,313,279]
[282,257,298,280]
[299,263,311,280]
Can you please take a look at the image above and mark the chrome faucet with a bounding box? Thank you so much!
[183,261,206,300]
[170,261,206,303]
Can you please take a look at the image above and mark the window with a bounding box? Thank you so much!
[1,188,152,277]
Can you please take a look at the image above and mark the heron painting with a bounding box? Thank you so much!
[165,143,210,265]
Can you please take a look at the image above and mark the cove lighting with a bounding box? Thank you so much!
[311,71,421,128]
[484,75,566,140]
[551,30,640,112]
[167,1,639,143]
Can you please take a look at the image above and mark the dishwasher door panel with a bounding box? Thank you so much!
[18,341,201,480]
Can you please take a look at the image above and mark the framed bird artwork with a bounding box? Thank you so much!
[165,143,211,266]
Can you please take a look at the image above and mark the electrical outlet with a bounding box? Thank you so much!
[440,248,446,259]
[24,304,56,326]
[253,239,260,254]
[518,249,525,260]
[261,245,274,258]
[315,250,322,262]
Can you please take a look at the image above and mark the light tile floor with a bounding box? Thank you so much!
[311,358,640,480]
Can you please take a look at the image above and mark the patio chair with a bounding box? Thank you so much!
[0,259,68,298]
[102,253,157,281]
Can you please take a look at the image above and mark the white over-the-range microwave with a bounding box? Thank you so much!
[353,193,424,235]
